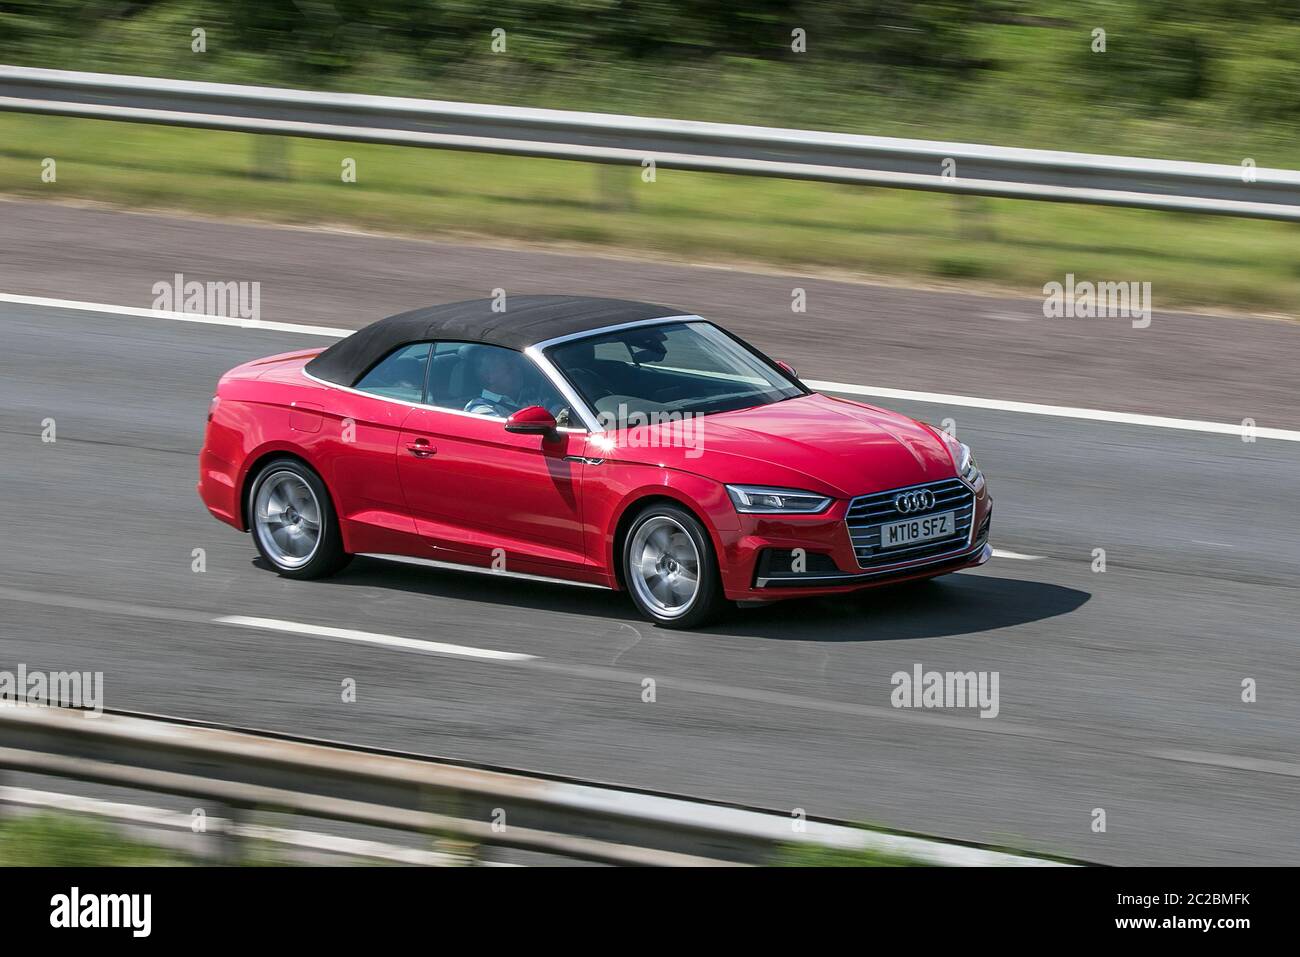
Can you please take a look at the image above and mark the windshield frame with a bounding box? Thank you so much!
[529,316,808,433]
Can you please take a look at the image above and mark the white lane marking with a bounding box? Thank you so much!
[5,292,1298,442]
[1153,750,1300,779]
[0,583,1284,806]
[216,614,536,662]
[0,292,349,338]
[991,549,1043,560]
[810,378,1300,442]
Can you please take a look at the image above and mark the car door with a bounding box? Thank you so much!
[396,342,589,574]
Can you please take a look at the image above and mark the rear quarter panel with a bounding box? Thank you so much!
[202,365,415,554]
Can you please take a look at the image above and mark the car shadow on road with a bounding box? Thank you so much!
[315,558,1088,642]
[704,573,1091,642]
[311,555,641,619]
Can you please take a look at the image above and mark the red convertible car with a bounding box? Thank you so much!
[199,296,991,628]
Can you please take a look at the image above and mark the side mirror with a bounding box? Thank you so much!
[776,359,798,379]
[505,405,558,435]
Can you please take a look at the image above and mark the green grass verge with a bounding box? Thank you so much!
[0,808,1047,867]
[775,842,934,867]
[0,811,312,866]
[0,813,193,866]
[2,113,1298,316]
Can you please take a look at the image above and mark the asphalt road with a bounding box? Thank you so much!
[1,300,1296,865]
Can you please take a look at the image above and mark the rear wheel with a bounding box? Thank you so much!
[249,458,351,579]
[622,504,727,629]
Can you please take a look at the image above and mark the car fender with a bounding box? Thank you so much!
[594,463,738,588]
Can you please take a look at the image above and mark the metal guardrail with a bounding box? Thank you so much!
[2,65,1299,221]
[0,706,1069,867]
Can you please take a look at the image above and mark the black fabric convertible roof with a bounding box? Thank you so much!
[306,295,688,386]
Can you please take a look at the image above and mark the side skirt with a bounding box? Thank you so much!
[357,553,612,590]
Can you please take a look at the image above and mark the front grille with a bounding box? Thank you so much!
[846,478,975,570]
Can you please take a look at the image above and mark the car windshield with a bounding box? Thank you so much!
[545,321,804,428]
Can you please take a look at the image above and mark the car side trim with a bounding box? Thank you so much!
[358,552,611,590]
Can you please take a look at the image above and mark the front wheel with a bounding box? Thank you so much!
[248,458,351,579]
[622,504,727,629]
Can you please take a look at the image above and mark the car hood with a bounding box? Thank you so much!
[599,392,957,498]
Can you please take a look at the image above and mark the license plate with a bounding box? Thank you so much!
[880,510,956,549]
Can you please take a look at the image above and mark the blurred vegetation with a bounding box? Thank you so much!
[2,1,1300,163]
[1,1,1298,314]
[0,809,929,866]
[0,813,191,865]
[776,841,931,866]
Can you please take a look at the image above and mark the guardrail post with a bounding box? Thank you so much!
[431,835,478,866]
[596,164,637,211]
[212,802,245,865]
[250,135,292,181]
[954,195,996,241]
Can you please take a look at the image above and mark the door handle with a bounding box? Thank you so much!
[405,438,436,457]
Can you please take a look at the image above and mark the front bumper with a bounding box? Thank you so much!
[715,481,992,601]
[755,539,991,589]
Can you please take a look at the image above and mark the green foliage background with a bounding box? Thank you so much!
[3,1,1300,160]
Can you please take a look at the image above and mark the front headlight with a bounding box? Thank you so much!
[726,484,832,514]
[952,440,982,486]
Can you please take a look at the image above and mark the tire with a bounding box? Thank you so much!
[248,457,351,580]
[622,503,727,629]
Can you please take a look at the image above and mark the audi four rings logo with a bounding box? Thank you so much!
[894,489,936,513]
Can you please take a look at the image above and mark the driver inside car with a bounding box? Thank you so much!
[463,348,531,416]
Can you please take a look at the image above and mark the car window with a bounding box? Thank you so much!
[423,342,573,423]
[546,321,802,427]
[354,342,431,402]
